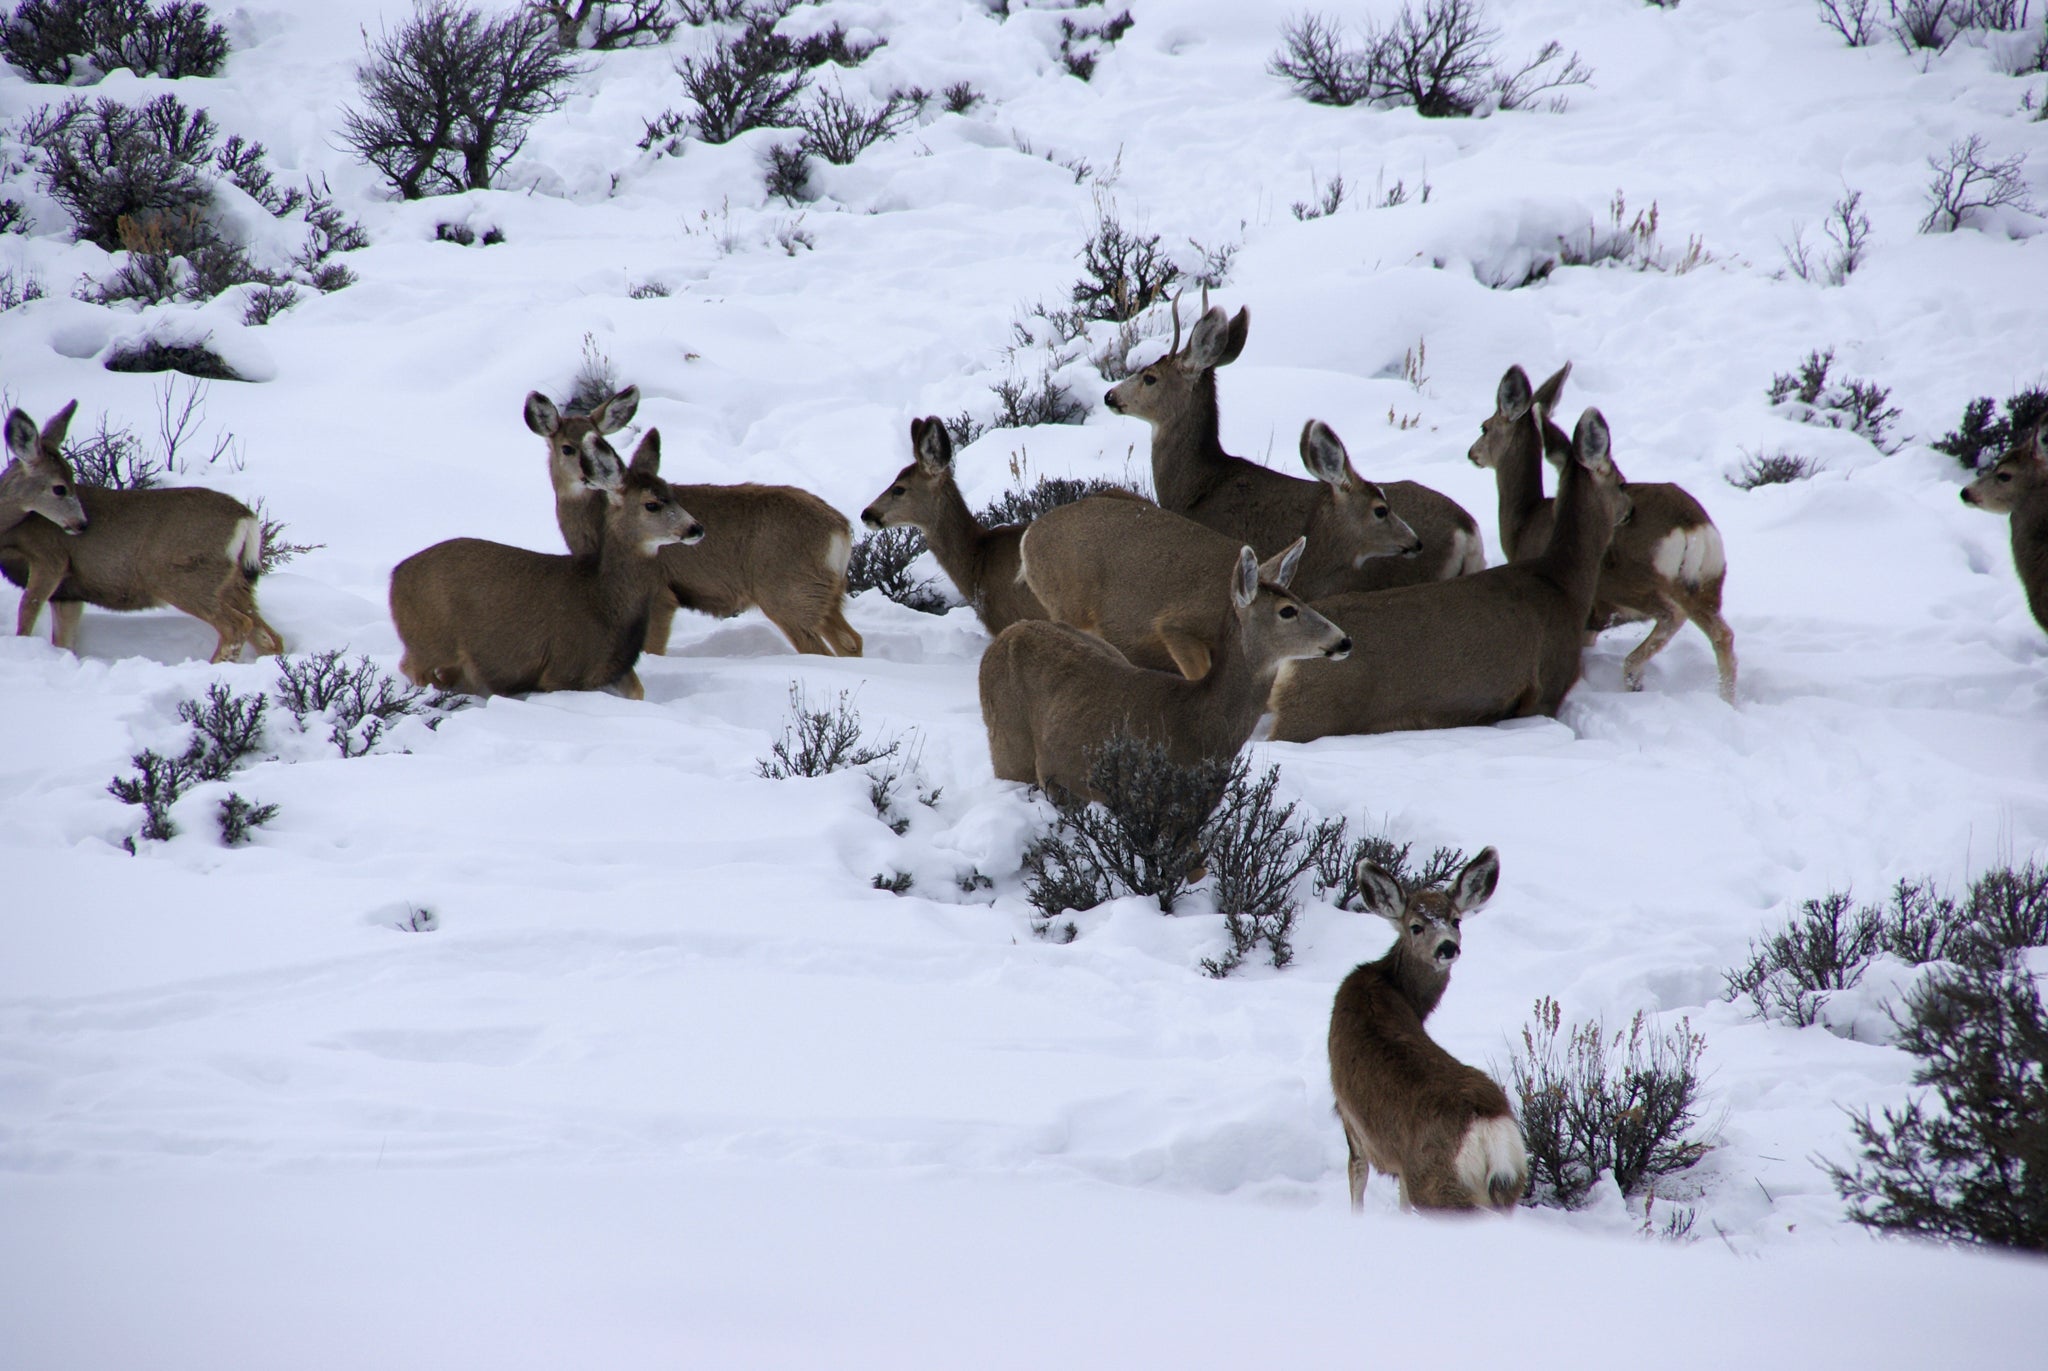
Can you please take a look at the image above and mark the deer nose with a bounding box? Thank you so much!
[861,509,884,529]
[1103,389,1123,413]
[682,522,706,544]
[1960,487,1977,505]
[1435,940,1459,962]
[1327,637,1352,659]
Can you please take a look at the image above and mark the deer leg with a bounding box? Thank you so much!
[768,613,833,655]
[15,560,61,639]
[641,590,679,656]
[1694,609,1738,704]
[615,669,646,701]
[1621,597,1689,693]
[821,603,863,657]
[50,600,83,651]
[247,612,286,657]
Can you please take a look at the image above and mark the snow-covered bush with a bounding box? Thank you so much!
[1728,449,1822,489]
[1816,0,1884,45]
[1071,197,1179,324]
[1933,387,2048,470]
[845,526,946,612]
[793,86,910,165]
[989,367,1086,428]
[755,683,902,779]
[342,0,583,199]
[1556,192,1713,275]
[1825,957,2048,1251]
[1767,348,1902,453]
[1920,136,2034,233]
[1503,995,1716,1209]
[1056,7,1132,82]
[1311,832,1469,910]
[1268,2,1589,117]
[104,337,240,380]
[1,0,229,84]
[107,684,272,849]
[274,650,464,758]
[1198,767,1345,977]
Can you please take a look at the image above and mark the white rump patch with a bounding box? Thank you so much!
[1691,524,1726,583]
[1444,528,1485,579]
[824,527,851,577]
[1453,1115,1528,1208]
[226,517,262,575]
[1655,526,1723,587]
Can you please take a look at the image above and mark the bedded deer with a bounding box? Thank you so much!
[859,416,1048,635]
[392,428,703,699]
[0,402,284,663]
[1268,409,1630,742]
[978,540,1349,803]
[525,387,861,657]
[1103,293,1481,593]
[1330,846,1526,1213]
[1021,423,1420,679]
[1960,420,2048,633]
[1469,362,1737,702]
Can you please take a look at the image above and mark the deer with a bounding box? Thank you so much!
[1960,420,2048,634]
[1329,846,1527,1213]
[392,427,703,699]
[0,402,285,663]
[1268,408,1631,742]
[525,387,861,658]
[978,539,1350,803]
[1103,292,1482,595]
[859,415,1048,634]
[1469,362,1737,702]
[1021,422,1421,679]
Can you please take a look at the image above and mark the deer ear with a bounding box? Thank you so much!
[1231,545,1259,608]
[2027,421,2048,465]
[1571,408,1612,470]
[592,385,640,434]
[1495,366,1533,420]
[577,433,625,493]
[1354,862,1405,922]
[913,415,953,471]
[1532,362,1571,413]
[38,399,76,451]
[524,392,562,437]
[1260,536,1305,589]
[1299,420,1353,488]
[1182,306,1247,373]
[628,428,661,476]
[5,408,38,463]
[1450,847,1500,915]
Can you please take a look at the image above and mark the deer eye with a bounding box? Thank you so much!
[891,486,906,497]
[51,484,67,497]
[1278,604,1297,618]
[1409,924,1423,935]
[560,444,575,456]
[1998,471,2013,482]
[1373,506,1388,519]
[1142,373,1157,386]
[643,500,663,512]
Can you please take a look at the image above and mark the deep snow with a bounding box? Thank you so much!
[2,0,2047,1363]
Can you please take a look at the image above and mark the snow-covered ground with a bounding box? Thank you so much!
[3,0,2046,1362]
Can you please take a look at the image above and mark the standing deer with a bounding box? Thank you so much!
[859,416,1048,634]
[1022,422,1420,678]
[1469,362,1737,702]
[392,428,703,699]
[1103,294,1481,593]
[1268,409,1631,741]
[978,539,1350,802]
[526,387,861,657]
[0,402,285,663]
[1329,846,1527,1212]
[1960,421,2048,633]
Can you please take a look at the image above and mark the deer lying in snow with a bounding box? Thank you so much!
[1469,362,1736,702]
[1269,409,1630,741]
[1960,420,2048,634]
[526,387,861,657]
[1103,293,1481,593]
[978,539,1349,803]
[1020,423,1419,679]
[1329,846,1526,1213]
[0,402,285,663]
[392,428,702,698]
[859,416,1049,634]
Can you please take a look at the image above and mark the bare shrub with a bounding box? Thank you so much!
[976,472,1129,528]
[1825,958,2048,1251]
[274,650,464,758]
[1199,767,1345,976]
[845,526,947,613]
[107,683,271,848]
[341,0,583,200]
[1071,197,1180,323]
[1728,449,1822,489]
[990,368,1086,429]
[762,141,812,201]
[1503,995,1715,1208]
[756,682,900,779]
[1057,7,1133,82]
[2,0,229,83]
[1291,171,1347,221]
[531,0,677,50]
[1780,188,1871,285]
[21,94,214,251]
[1312,831,1467,909]
[1920,135,2034,232]
[566,332,619,415]
[1269,11,1369,105]
[1269,2,1588,118]
[1557,191,1713,274]
[942,80,982,113]
[1817,0,1885,44]
[669,16,811,145]
[794,86,909,165]
[1767,348,1902,453]
[1933,387,2048,471]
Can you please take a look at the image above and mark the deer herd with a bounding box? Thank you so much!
[6,293,2046,1216]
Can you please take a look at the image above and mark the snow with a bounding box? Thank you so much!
[3,0,2047,1362]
